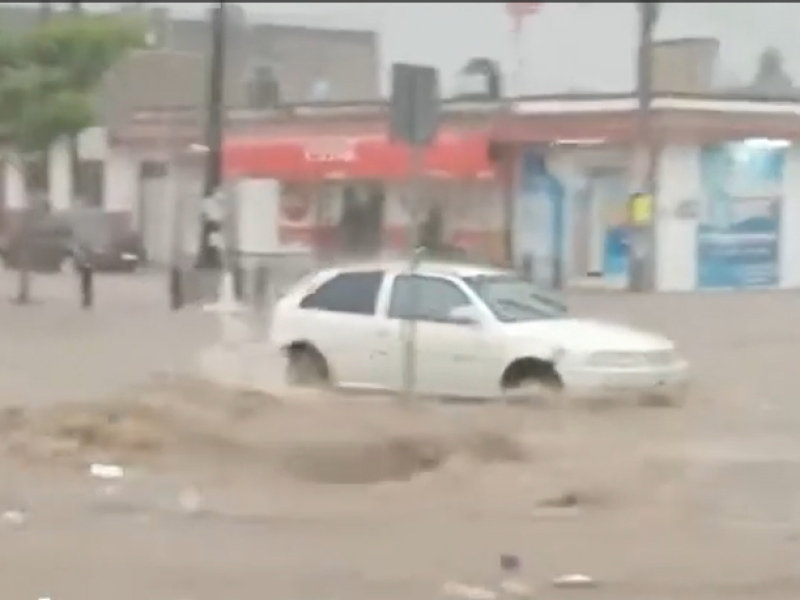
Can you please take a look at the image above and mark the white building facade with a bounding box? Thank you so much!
[11,96,800,290]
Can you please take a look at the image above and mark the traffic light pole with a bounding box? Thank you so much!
[196,2,226,269]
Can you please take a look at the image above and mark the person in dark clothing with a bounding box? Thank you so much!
[75,249,94,309]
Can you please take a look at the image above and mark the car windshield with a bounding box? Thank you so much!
[463,273,568,322]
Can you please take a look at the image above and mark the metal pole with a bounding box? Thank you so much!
[196,1,226,269]
[512,24,525,97]
[14,161,31,305]
[68,2,82,209]
[153,25,185,311]
[167,118,183,310]
[628,2,659,292]
[400,147,425,403]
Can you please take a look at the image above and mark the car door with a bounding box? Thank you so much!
[380,273,496,398]
[294,270,388,388]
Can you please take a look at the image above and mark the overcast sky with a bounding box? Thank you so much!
[39,3,800,94]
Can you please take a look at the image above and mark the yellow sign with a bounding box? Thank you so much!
[629,192,653,225]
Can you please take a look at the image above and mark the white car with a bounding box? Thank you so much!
[270,260,689,405]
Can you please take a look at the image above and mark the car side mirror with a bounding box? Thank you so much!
[447,305,482,327]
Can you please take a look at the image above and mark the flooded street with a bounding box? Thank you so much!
[0,274,799,599]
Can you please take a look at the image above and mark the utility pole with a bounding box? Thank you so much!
[628,2,660,292]
[17,1,56,304]
[196,2,226,269]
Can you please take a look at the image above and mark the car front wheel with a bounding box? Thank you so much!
[500,357,564,406]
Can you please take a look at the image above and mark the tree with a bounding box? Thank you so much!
[751,47,794,95]
[0,13,144,303]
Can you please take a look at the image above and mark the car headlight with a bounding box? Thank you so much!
[587,352,645,367]
[586,349,678,368]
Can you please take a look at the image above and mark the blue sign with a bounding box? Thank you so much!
[696,142,786,289]
[592,170,629,284]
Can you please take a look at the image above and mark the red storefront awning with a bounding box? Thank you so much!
[223,131,494,181]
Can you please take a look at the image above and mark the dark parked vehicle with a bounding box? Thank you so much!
[0,209,146,273]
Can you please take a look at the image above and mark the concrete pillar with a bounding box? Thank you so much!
[49,139,72,211]
[5,159,25,210]
[103,148,137,213]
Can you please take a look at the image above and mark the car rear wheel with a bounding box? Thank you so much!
[286,343,331,388]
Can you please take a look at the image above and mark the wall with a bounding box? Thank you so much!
[0,139,205,266]
[655,144,698,291]
[383,180,506,260]
[276,179,507,262]
[2,141,75,211]
[1,136,139,214]
[512,144,631,288]
[657,141,800,291]
[512,141,800,292]
[4,139,506,264]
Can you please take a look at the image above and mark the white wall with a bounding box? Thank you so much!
[656,144,699,292]
[1,141,74,211]
[103,147,138,213]
[2,132,137,214]
[656,142,800,291]
[4,161,25,210]
[48,139,72,211]
[780,145,800,288]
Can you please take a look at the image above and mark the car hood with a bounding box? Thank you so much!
[502,318,674,353]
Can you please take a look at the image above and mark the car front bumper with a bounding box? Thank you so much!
[559,360,690,401]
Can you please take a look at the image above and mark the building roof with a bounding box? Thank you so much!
[117,92,800,146]
[0,4,381,127]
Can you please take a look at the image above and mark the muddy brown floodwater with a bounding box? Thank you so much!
[0,275,798,600]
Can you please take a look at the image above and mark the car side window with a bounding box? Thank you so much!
[388,274,472,323]
[299,270,384,315]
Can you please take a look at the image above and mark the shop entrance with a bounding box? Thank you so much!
[336,183,385,258]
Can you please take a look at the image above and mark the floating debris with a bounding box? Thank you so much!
[1,509,25,526]
[88,463,124,480]
[442,581,497,600]
[499,578,532,597]
[178,487,203,515]
[499,553,520,572]
[536,491,580,508]
[551,573,597,589]
[530,505,583,520]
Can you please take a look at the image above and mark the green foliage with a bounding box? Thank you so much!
[0,13,144,155]
[23,14,146,90]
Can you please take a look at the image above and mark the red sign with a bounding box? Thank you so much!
[303,138,357,163]
[506,2,543,31]
[223,132,494,181]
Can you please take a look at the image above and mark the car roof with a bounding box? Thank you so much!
[324,258,511,279]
